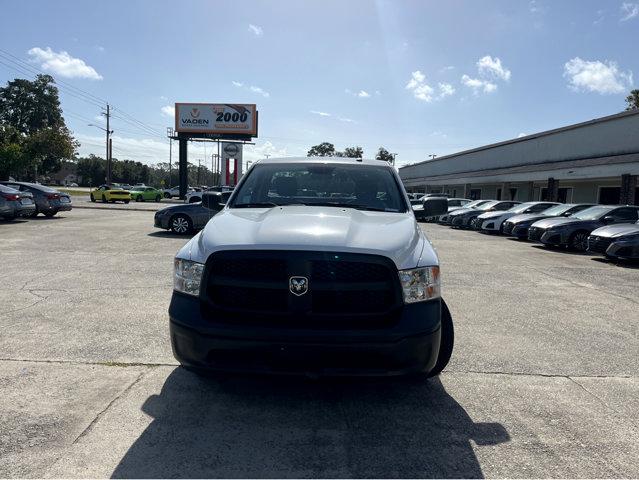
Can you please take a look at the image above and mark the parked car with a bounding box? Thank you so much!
[587,220,639,260]
[438,199,490,224]
[0,181,72,217]
[414,197,470,222]
[502,203,596,239]
[90,185,131,203]
[450,200,519,228]
[163,185,195,198]
[185,185,234,204]
[154,191,231,234]
[528,205,639,251]
[0,184,36,220]
[129,186,163,202]
[169,156,453,377]
[475,201,560,233]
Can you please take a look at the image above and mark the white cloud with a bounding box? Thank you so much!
[248,24,263,36]
[563,57,633,94]
[406,71,457,102]
[375,90,382,96]
[477,55,511,81]
[439,65,455,73]
[93,115,105,123]
[310,110,331,117]
[405,70,435,102]
[337,117,355,123]
[461,74,498,94]
[160,105,175,117]
[620,2,639,21]
[27,47,102,80]
[438,83,455,98]
[357,90,370,98]
[96,45,105,52]
[517,132,527,138]
[245,141,287,162]
[159,95,168,101]
[249,85,270,98]
[232,81,243,87]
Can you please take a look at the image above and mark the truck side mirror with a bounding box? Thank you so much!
[202,192,226,211]
[422,197,448,217]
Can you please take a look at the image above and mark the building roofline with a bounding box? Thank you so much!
[399,108,639,170]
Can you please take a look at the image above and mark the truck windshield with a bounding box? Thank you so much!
[231,163,407,212]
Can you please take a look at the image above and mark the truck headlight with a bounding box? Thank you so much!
[399,266,440,303]
[174,258,204,296]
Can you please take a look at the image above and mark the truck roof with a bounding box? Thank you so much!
[255,156,393,166]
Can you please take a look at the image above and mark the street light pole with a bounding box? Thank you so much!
[105,104,111,183]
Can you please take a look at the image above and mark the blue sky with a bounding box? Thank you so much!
[0,0,637,168]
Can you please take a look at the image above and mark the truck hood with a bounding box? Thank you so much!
[590,223,639,238]
[180,206,436,270]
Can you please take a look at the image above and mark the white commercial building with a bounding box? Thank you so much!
[399,109,639,206]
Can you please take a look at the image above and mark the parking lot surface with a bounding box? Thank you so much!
[1,209,638,478]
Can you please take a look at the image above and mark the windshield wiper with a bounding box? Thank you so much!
[310,201,389,212]
[233,202,280,208]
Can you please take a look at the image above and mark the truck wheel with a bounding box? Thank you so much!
[427,299,454,378]
[170,214,192,234]
[569,231,589,252]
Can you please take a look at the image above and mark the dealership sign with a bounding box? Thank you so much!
[175,103,258,136]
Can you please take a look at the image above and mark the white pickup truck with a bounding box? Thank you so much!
[169,156,453,378]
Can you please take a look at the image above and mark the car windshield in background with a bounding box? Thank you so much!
[571,206,615,220]
[477,201,498,210]
[542,204,574,216]
[231,163,407,212]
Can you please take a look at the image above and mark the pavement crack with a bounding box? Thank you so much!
[566,377,622,415]
[446,368,635,380]
[0,358,178,367]
[529,266,639,306]
[72,368,150,444]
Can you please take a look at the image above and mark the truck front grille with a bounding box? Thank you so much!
[203,250,402,328]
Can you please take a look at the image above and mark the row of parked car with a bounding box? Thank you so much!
[0,181,72,220]
[411,195,639,261]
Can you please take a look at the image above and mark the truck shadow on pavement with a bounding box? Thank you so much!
[111,368,509,478]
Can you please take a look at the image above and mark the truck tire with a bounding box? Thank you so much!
[426,299,454,378]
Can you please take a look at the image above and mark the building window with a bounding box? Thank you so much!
[598,186,621,204]
[540,187,573,203]
[469,188,481,200]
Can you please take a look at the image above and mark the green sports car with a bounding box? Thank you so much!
[129,186,163,202]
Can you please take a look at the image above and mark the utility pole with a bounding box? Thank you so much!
[197,158,201,185]
[167,127,174,187]
[104,104,112,184]
[391,153,398,167]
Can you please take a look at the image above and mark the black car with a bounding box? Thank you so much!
[450,200,519,228]
[502,203,595,239]
[0,181,72,217]
[587,220,639,260]
[529,205,639,251]
[438,199,490,224]
[154,191,229,234]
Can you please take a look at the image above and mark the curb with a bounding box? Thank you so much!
[72,204,160,213]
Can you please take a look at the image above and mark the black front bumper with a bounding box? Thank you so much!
[169,293,442,376]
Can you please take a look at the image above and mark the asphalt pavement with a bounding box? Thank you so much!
[0,209,637,478]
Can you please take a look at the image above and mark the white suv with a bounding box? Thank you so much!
[169,157,453,377]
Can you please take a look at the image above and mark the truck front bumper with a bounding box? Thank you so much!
[169,293,442,376]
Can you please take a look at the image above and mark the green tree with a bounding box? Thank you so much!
[342,146,363,158]
[625,89,639,111]
[0,75,77,178]
[0,142,26,180]
[307,142,337,157]
[76,155,106,186]
[375,147,394,163]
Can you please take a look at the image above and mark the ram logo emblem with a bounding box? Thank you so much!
[289,276,309,296]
